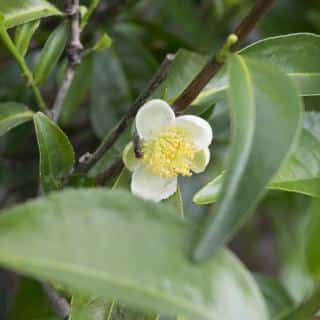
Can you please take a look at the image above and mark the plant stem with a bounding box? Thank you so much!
[0,25,47,112]
[52,0,83,122]
[76,53,176,173]
[173,0,276,111]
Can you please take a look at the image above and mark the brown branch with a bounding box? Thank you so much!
[173,0,276,111]
[76,53,176,173]
[96,156,124,186]
[51,0,83,122]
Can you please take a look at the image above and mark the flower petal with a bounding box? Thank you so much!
[122,142,140,172]
[191,148,211,173]
[131,167,177,202]
[175,115,213,150]
[136,99,175,140]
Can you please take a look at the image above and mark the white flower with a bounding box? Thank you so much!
[123,99,213,202]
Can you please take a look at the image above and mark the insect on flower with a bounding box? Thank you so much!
[123,99,213,202]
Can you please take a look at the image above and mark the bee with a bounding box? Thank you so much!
[133,133,143,159]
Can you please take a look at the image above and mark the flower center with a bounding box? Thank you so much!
[141,126,196,178]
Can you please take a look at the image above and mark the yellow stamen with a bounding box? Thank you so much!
[141,126,196,178]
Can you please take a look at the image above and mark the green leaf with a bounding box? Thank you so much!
[0,0,61,29]
[267,193,314,303]
[14,20,40,57]
[165,185,184,217]
[255,274,294,318]
[112,168,131,190]
[0,188,269,320]
[90,33,157,138]
[195,33,320,105]
[276,286,320,320]
[306,199,320,279]
[91,33,112,52]
[153,34,320,110]
[69,295,109,320]
[90,49,131,138]
[193,174,223,205]
[194,112,320,205]
[60,56,93,125]
[192,55,302,261]
[34,22,68,85]
[0,102,33,136]
[153,49,206,103]
[33,112,75,193]
[10,277,59,320]
[269,112,320,198]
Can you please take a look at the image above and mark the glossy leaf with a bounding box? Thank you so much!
[0,188,268,320]
[192,55,302,261]
[10,278,59,320]
[194,112,320,204]
[269,112,320,198]
[33,112,75,193]
[153,34,320,109]
[0,102,33,136]
[69,295,109,320]
[14,20,40,57]
[34,22,68,85]
[195,33,320,105]
[152,49,206,102]
[0,0,61,29]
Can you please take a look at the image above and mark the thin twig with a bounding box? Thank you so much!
[173,0,276,111]
[76,53,176,173]
[75,0,276,174]
[52,0,83,122]
[0,25,47,111]
[96,156,124,186]
[42,283,70,319]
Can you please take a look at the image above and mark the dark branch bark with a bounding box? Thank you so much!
[51,0,83,122]
[76,53,176,173]
[173,0,276,111]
